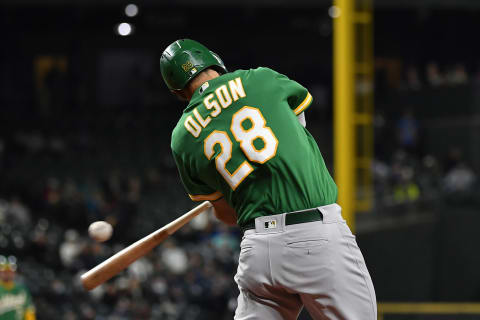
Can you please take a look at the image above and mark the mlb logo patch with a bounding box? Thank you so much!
[264,220,277,229]
[199,81,209,94]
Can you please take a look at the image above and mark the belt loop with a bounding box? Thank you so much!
[318,203,343,224]
[282,212,287,232]
[318,206,328,223]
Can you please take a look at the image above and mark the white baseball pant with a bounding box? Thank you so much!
[234,203,377,320]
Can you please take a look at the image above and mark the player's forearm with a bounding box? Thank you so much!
[211,198,238,226]
[214,211,237,226]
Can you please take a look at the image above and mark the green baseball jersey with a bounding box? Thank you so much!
[171,67,337,226]
[0,282,34,320]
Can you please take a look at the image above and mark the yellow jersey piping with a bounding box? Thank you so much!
[294,92,313,115]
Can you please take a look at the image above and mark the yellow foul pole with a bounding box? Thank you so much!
[333,0,356,231]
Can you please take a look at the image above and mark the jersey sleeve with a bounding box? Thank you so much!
[172,149,223,202]
[265,68,313,115]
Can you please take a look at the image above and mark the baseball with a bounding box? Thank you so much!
[88,221,113,242]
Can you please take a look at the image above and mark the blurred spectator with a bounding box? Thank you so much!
[405,66,422,91]
[44,177,61,207]
[210,224,238,253]
[59,229,84,269]
[128,258,154,282]
[417,155,444,201]
[426,62,445,87]
[443,147,464,173]
[444,162,476,193]
[390,151,421,205]
[392,170,420,205]
[0,255,36,320]
[372,159,391,205]
[160,240,188,275]
[6,196,31,227]
[396,109,420,155]
[14,131,45,154]
[446,64,469,86]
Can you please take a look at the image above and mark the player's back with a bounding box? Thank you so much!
[171,67,337,226]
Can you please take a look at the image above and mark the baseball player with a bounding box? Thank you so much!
[0,256,35,320]
[161,39,376,320]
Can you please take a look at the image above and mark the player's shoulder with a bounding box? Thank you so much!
[242,67,280,77]
[230,67,283,88]
[254,66,279,73]
[229,67,279,78]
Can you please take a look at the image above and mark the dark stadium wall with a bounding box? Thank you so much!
[358,205,480,301]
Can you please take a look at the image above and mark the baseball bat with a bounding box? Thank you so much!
[80,201,212,290]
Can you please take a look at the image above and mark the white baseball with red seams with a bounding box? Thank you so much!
[88,221,113,242]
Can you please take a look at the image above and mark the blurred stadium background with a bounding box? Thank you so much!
[1,0,480,319]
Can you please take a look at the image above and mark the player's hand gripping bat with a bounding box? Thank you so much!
[80,201,212,290]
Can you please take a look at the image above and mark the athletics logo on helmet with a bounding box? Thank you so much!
[160,39,227,91]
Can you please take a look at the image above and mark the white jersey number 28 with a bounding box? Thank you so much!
[204,106,278,190]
